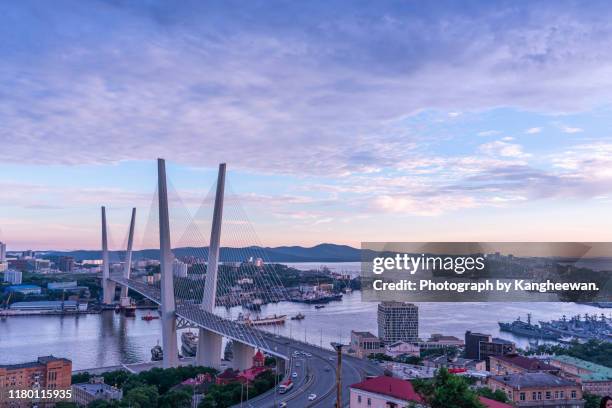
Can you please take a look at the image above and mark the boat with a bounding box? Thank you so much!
[181,331,198,357]
[151,343,163,361]
[142,312,159,321]
[498,314,560,340]
[315,305,325,309]
[291,312,305,320]
[236,313,287,326]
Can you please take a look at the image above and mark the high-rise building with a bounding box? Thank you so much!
[172,259,188,278]
[3,270,23,285]
[0,241,6,263]
[465,331,491,360]
[58,256,75,272]
[377,301,419,344]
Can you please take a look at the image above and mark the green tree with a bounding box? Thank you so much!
[55,402,78,408]
[584,393,601,408]
[413,368,484,408]
[102,370,132,388]
[158,388,193,408]
[87,400,120,408]
[123,385,159,408]
[72,371,91,384]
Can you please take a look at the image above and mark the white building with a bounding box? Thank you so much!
[72,378,122,406]
[0,241,6,272]
[4,270,23,285]
[385,341,420,358]
[173,259,188,278]
[3,270,22,285]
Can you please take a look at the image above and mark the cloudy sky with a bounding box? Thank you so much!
[3,0,612,250]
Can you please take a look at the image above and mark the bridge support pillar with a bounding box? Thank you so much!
[158,159,179,368]
[195,328,222,369]
[231,341,256,370]
[102,281,116,304]
[101,206,116,305]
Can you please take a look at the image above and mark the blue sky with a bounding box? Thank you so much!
[3,1,612,250]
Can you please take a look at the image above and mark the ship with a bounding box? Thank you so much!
[498,314,560,340]
[291,312,305,320]
[151,342,163,361]
[142,312,160,321]
[181,331,198,357]
[539,313,612,341]
[236,313,287,326]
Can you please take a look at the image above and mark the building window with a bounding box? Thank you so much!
[546,391,551,400]
[520,392,525,401]
[560,391,564,398]
[555,391,559,399]
[358,395,362,404]
[532,392,537,400]
[571,390,577,399]
[367,397,371,406]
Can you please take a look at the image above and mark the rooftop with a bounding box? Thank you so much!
[0,356,71,370]
[479,396,514,408]
[491,372,578,389]
[492,354,557,371]
[549,355,612,381]
[352,331,378,339]
[350,376,423,402]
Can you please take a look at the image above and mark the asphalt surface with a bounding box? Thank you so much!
[235,332,384,408]
[110,275,384,407]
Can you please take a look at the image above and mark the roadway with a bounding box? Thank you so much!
[109,274,384,407]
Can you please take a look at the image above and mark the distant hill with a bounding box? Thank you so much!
[40,243,361,263]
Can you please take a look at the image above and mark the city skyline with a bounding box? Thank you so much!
[4,1,612,250]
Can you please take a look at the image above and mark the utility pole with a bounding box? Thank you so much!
[331,342,343,408]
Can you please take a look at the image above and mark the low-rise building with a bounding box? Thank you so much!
[385,341,420,358]
[349,376,513,408]
[548,355,612,397]
[72,377,122,406]
[419,333,464,349]
[349,331,385,359]
[4,284,41,295]
[423,355,486,372]
[3,270,22,285]
[488,372,584,407]
[0,356,72,406]
[489,354,559,376]
[350,376,425,408]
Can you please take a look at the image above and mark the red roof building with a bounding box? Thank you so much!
[350,376,423,407]
[479,396,514,408]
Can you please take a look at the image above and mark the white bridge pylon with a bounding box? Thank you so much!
[101,206,136,305]
[108,159,272,370]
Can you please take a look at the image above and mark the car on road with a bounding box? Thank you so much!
[305,353,312,357]
[308,393,317,401]
[292,372,298,378]
[328,357,334,361]
[279,402,287,408]
[295,362,300,367]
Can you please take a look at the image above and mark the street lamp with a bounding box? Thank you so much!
[331,342,343,408]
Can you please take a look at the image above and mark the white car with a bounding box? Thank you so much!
[279,402,287,408]
[292,372,298,378]
[308,393,317,401]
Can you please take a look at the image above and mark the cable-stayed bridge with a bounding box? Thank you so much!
[102,158,382,407]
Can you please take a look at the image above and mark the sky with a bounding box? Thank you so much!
[3,1,612,250]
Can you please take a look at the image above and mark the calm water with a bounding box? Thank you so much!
[1,292,609,370]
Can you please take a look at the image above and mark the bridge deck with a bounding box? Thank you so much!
[110,274,279,356]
